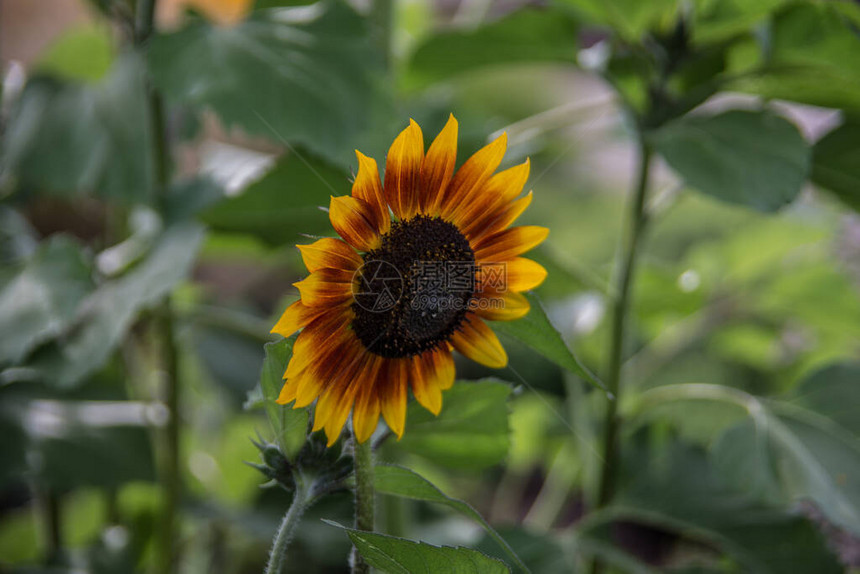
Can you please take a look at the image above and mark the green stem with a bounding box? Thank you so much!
[156,301,181,574]
[134,0,181,571]
[40,489,62,566]
[265,477,311,574]
[589,136,652,573]
[351,440,375,574]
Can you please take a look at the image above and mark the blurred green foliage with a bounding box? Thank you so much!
[2,0,860,572]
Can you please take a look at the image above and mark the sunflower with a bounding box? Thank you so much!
[271,116,549,446]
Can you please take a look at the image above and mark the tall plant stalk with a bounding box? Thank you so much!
[135,0,182,571]
[589,134,652,573]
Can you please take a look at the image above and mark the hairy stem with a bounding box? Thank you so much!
[265,477,311,574]
[589,136,652,573]
[351,440,375,574]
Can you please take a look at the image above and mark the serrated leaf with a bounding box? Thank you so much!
[811,118,860,212]
[201,153,346,245]
[492,292,606,392]
[0,236,94,365]
[260,336,307,459]
[147,1,388,167]
[406,8,578,89]
[373,465,529,573]
[9,224,205,388]
[395,379,511,470]
[652,110,810,212]
[324,520,510,574]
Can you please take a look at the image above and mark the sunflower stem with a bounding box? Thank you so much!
[589,134,652,573]
[265,476,311,574]
[351,439,375,574]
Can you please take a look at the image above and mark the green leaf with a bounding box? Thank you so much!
[36,25,114,83]
[789,362,860,437]
[811,118,860,212]
[0,236,94,366]
[201,153,347,246]
[259,336,307,459]
[324,521,510,574]
[395,379,511,470]
[147,1,387,167]
[730,3,860,110]
[652,110,810,212]
[2,54,153,204]
[578,440,842,574]
[10,224,205,388]
[558,0,678,40]
[492,292,606,392]
[639,383,860,538]
[373,465,530,573]
[691,0,789,45]
[473,527,566,574]
[405,8,578,89]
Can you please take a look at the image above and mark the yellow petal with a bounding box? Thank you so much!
[297,237,362,273]
[293,269,353,307]
[352,358,382,443]
[457,160,530,233]
[410,349,454,415]
[494,257,547,292]
[451,317,508,368]
[271,299,322,337]
[421,114,458,214]
[329,195,381,252]
[474,225,549,262]
[380,359,408,439]
[474,291,530,322]
[352,151,389,233]
[384,120,424,220]
[440,132,507,219]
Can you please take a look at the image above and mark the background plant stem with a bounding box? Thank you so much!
[134,0,182,571]
[352,440,375,574]
[265,477,310,574]
[589,135,652,573]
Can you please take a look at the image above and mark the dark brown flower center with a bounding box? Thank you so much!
[351,215,475,358]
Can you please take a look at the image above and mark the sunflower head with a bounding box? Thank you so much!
[272,116,548,446]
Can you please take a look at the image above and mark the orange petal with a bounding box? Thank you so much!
[439,132,507,219]
[352,151,390,233]
[286,309,352,379]
[475,226,549,262]
[466,192,532,242]
[293,268,353,307]
[457,159,530,233]
[297,237,362,273]
[410,348,454,415]
[380,359,408,439]
[329,195,381,252]
[384,120,424,220]
[474,290,530,322]
[451,316,508,368]
[271,299,326,337]
[352,355,383,443]
[421,114,458,214]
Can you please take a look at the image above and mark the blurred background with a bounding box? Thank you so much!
[2,0,860,572]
